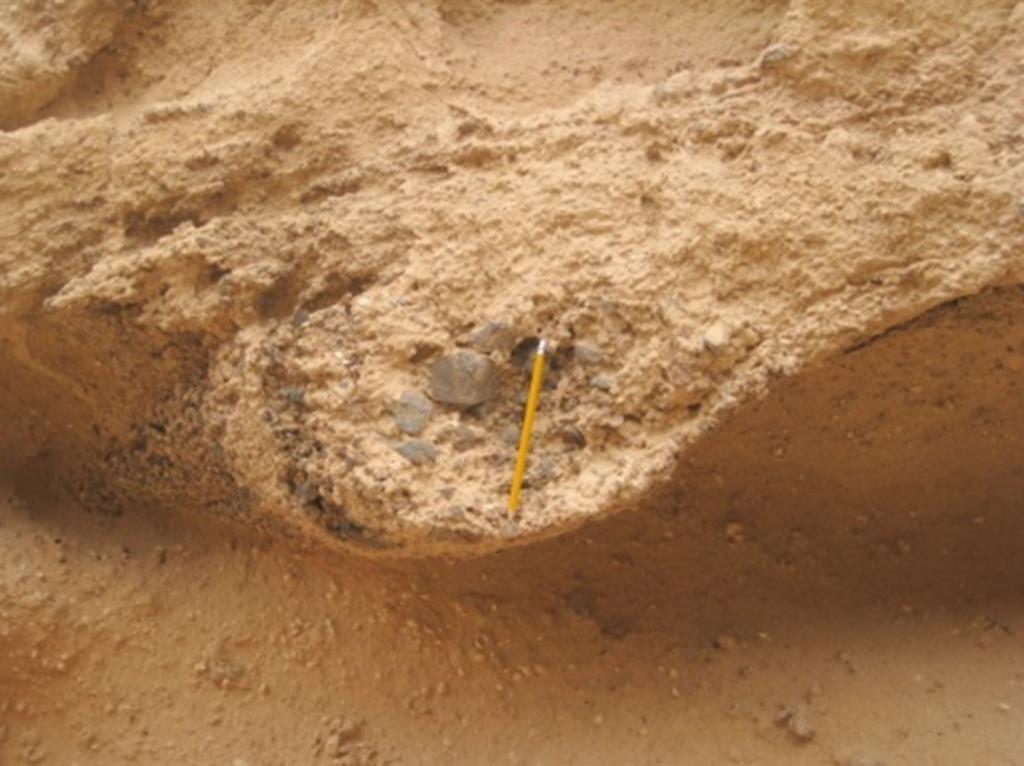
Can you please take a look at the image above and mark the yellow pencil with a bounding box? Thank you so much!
[508,339,547,516]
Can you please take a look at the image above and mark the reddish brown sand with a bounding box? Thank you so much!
[4,289,1024,764]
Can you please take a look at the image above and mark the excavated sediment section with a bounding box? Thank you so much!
[1,0,1023,556]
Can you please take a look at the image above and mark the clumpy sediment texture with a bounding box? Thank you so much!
[1,1,1023,554]
[3,1,1024,764]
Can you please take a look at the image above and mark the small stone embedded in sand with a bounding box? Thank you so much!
[294,481,319,505]
[702,322,731,352]
[395,440,438,466]
[715,634,738,652]
[393,389,433,435]
[468,321,517,354]
[590,374,615,392]
[573,341,604,365]
[429,351,497,407]
[759,43,794,69]
[446,424,484,452]
[725,522,746,543]
[557,422,586,449]
[500,424,520,447]
[282,387,306,405]
[777,704,815,742]
[922,148,953,170]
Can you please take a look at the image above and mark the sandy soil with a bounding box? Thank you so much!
[2,0,1024,763]
[3,288,1024,764]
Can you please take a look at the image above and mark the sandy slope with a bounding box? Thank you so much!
[3,288,1024,764]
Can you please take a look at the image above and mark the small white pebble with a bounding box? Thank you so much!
[703,322,731,351]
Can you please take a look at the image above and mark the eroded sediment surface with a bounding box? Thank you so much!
[2,0,1023,554]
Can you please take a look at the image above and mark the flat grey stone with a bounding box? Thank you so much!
[573,340,604,365]
[467,321,517,354]
[395,440,438,466]
[393,389,433,435]
[429,350,497,407]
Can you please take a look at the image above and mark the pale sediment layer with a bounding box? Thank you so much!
[1,0,1023,554]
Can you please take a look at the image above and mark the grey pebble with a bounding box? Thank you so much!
[395,440,438,466]
[447,425,483,452]
[573,341,604,365]
[282,387,306,405]
[467,321,518,354]
[393,389,433,435]
[499,424,521,447]
[590,374,615,392]
[429,351,497,407]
